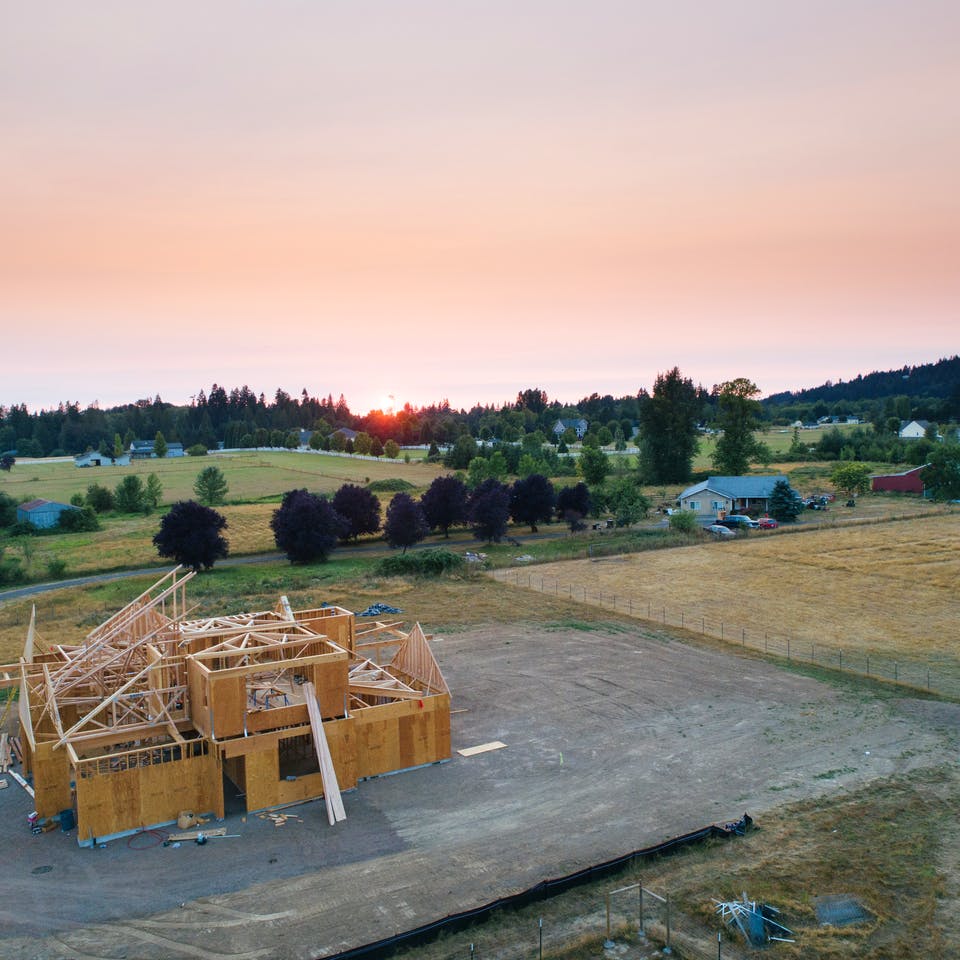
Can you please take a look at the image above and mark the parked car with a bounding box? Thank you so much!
[717,515,759,529]
[706,524,737,538]
[757,517,779,529]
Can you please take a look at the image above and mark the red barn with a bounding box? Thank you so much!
[871,465,928,494]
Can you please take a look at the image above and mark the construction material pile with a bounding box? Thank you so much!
[715,892,794,946]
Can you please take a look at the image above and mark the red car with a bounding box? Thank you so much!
[758,517,779,529]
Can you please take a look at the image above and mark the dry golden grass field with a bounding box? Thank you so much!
[500,512,960,681]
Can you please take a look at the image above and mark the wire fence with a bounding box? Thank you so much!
[492,568,960,701]
[433,878,752,960]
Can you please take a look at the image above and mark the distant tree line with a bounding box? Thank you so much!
[2,357,958,470]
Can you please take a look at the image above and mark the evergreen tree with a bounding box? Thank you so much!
[194,466,229,505]
[767,480,804,522]
[153,431,168,458]
[637,367,700,483]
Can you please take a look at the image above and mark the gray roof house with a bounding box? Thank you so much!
[130,440,185,459]
[552,418,588,439]
[16,498,80,529]
[678,475,789,518]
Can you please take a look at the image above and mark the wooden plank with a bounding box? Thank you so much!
[8,769,33,797]
[166,826,226,842]
[303,682,345,825]
[457,741,507,758]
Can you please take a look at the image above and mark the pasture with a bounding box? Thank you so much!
[504,512,960,685]
[0,449,443,505]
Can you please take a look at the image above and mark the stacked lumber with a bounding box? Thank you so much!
[0,733,10,773]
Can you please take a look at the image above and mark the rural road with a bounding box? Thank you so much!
[0,529,569,605]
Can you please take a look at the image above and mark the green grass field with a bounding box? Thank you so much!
[0,449,444,506]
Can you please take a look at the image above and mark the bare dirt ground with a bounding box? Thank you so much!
[2,619,957,960]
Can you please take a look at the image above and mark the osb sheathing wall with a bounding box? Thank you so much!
[75,749,224,842]
[32,740,72,817]
[353,695,451,780]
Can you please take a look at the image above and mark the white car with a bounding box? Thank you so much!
[706,524,737,538]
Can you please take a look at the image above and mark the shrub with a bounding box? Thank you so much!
[46,558,68,579]
[668,510,698,533]
[376,549,464,578]
[366,478,415,492]
[187,444,208,456]
[58,506,101,532]
[0,491,18,527]
[0,549,26,586]
[86,483,115,513]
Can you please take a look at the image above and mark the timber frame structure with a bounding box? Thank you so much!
[1,568,450,845]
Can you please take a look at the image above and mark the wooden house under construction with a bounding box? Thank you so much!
[1,568,450,845]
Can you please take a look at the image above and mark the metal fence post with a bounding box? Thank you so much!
[638,881,644,936]
[538,917,543,959]
[664,895,672,954]
[605,892,614,948]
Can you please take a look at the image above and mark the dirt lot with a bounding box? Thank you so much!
[2,616,957,960]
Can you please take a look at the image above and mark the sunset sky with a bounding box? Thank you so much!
[3,2,958,415]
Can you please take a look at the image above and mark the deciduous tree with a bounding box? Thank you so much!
[556,482,591,532]
[271,489,343,562]
[384,492,428,552]
[153,500,228,571]
[577,445,610,486]
[830,463,872,499]
[510,474,555,532]
[712,378,763,475]
[420,476,468,537]
[921,444,960,501]
[469,479,511,542]
[331,483,381,541]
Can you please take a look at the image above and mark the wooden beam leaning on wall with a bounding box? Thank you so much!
[303,682,346,826]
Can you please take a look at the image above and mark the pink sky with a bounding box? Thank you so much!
[3,2,958,414]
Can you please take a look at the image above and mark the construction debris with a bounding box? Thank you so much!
[814,894,874,927]
[358,602,403,617]
[715,893,795,946]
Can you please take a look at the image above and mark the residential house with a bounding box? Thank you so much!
[329,427,358,443]
[871,465,928,495]
[678,475,789,519]
[130,440,185,459]
[16,498,80,529]
[899,420,931,440]
[552,418,588,440]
